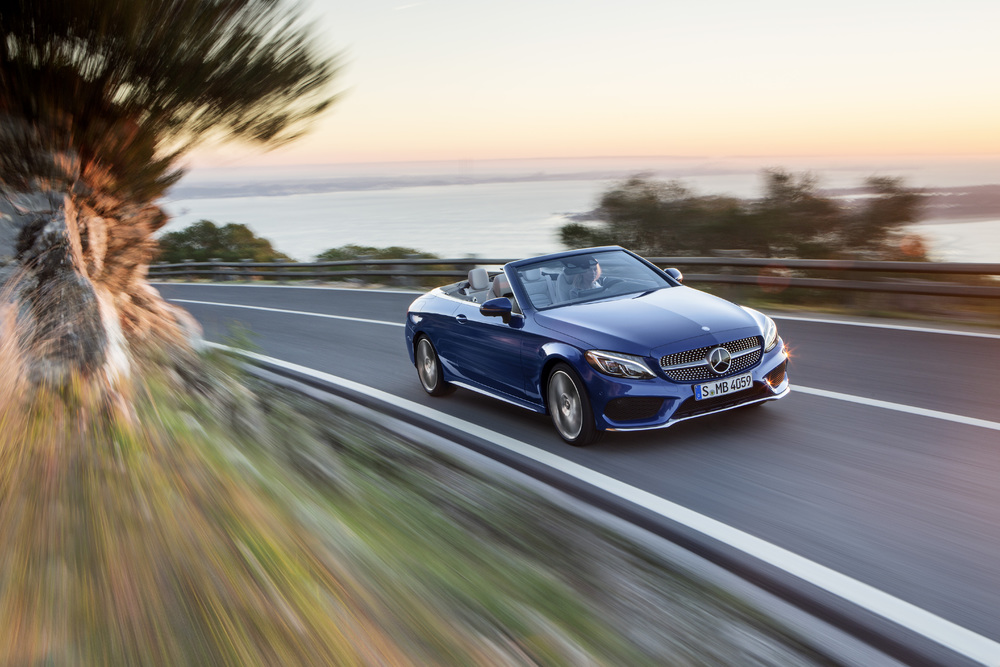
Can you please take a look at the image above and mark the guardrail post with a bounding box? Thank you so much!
[356,255,372,286]
[182,258,194,281]
[397,254,421,287]
[212,258,229,282]
[241,258,253,281]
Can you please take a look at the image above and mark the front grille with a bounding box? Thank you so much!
[659,336,763,382]
[604,397,665,422]
[671,382,771,420]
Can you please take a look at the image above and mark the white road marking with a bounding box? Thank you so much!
[153,281,422,295]
[795,385,1000,432]
[771,314,1000,340]
[169,298,405,327]
[211,342,1000,666]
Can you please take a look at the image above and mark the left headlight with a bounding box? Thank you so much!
[763,316,778,352]
[742,306,779,352]
[585,350,656,379]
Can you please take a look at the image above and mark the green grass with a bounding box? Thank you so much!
[0,345,836,665]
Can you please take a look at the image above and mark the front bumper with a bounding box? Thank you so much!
[584,340,790,432]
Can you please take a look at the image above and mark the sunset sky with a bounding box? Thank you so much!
[193,0,1000,168]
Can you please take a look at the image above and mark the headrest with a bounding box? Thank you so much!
[491,274,510,297]
[468,267,490,290]
[523,268,541,280]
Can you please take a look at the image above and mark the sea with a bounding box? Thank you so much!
[160,156,1000,263]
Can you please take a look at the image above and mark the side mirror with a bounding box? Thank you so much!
[480,297,514,324]
[664,267,683,283]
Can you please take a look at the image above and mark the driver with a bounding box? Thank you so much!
[569,259,602,298]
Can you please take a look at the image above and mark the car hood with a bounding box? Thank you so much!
[533,286,761,356]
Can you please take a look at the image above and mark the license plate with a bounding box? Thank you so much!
[694,372,753,400]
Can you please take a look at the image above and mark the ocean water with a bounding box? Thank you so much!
[915,219,1000,263]
[161,179,604,260]
[160,158,1000,263]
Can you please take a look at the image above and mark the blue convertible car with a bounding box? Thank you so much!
[405,246,789,445]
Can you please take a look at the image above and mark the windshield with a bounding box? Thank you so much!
[512,249,674,310]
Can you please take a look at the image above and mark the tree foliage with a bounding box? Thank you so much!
[156,220,290,263]
[562,170,925,259]
[0,0,342,203]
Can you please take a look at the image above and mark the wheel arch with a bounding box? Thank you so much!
[411,330,429,367]
[537,342,587,414]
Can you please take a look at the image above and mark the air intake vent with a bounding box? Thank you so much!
[604,397,665,422]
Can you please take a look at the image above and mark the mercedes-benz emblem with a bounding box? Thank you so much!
[707,346,732,374]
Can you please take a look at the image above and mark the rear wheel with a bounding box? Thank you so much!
[416,337,454,396]
[546,364,599,446]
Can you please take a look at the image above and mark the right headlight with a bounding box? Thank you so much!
[585,350,656,379]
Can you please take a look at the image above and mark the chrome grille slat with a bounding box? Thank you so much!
[661,359,710,371]
[659,335,763,382]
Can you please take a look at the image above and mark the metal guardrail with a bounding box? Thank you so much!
[147,257,1000,299]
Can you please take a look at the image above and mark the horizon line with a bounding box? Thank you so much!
[185,151,1000,171]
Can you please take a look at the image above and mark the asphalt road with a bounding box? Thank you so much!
[158,282,1000,656]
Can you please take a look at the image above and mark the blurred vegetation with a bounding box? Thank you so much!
[561,169,927,261]
[0,336,834,665]
[316,244,438,262]
[556,172,1000,323]
[157,220,291,263]
[314,245,454,289]
[152,235,459,288]
[0,0,341,204]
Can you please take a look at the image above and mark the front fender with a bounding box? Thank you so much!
[521,341,590,408]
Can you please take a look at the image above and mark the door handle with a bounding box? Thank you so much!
[456,314,468,324]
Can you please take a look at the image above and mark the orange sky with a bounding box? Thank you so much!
[191,0,1000,168]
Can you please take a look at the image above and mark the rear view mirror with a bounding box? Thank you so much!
[664,267,683,283]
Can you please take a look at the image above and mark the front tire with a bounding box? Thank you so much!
[546,364,599,446]
[415,337,454,396]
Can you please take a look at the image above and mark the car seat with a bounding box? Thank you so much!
[520,268,558,307]
[462,267,491,301]
[555,271,575,303]
[490,274,512,298]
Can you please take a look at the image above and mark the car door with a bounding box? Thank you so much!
[443,297,526,400]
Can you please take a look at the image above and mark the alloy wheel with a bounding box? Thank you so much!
[549,370,583,440]
[417,338,437,391]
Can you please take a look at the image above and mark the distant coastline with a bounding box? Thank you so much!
[169,155,1000,221]
[161,156,1000,262]
[167,171,639,201]
[169,177,1000,224]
